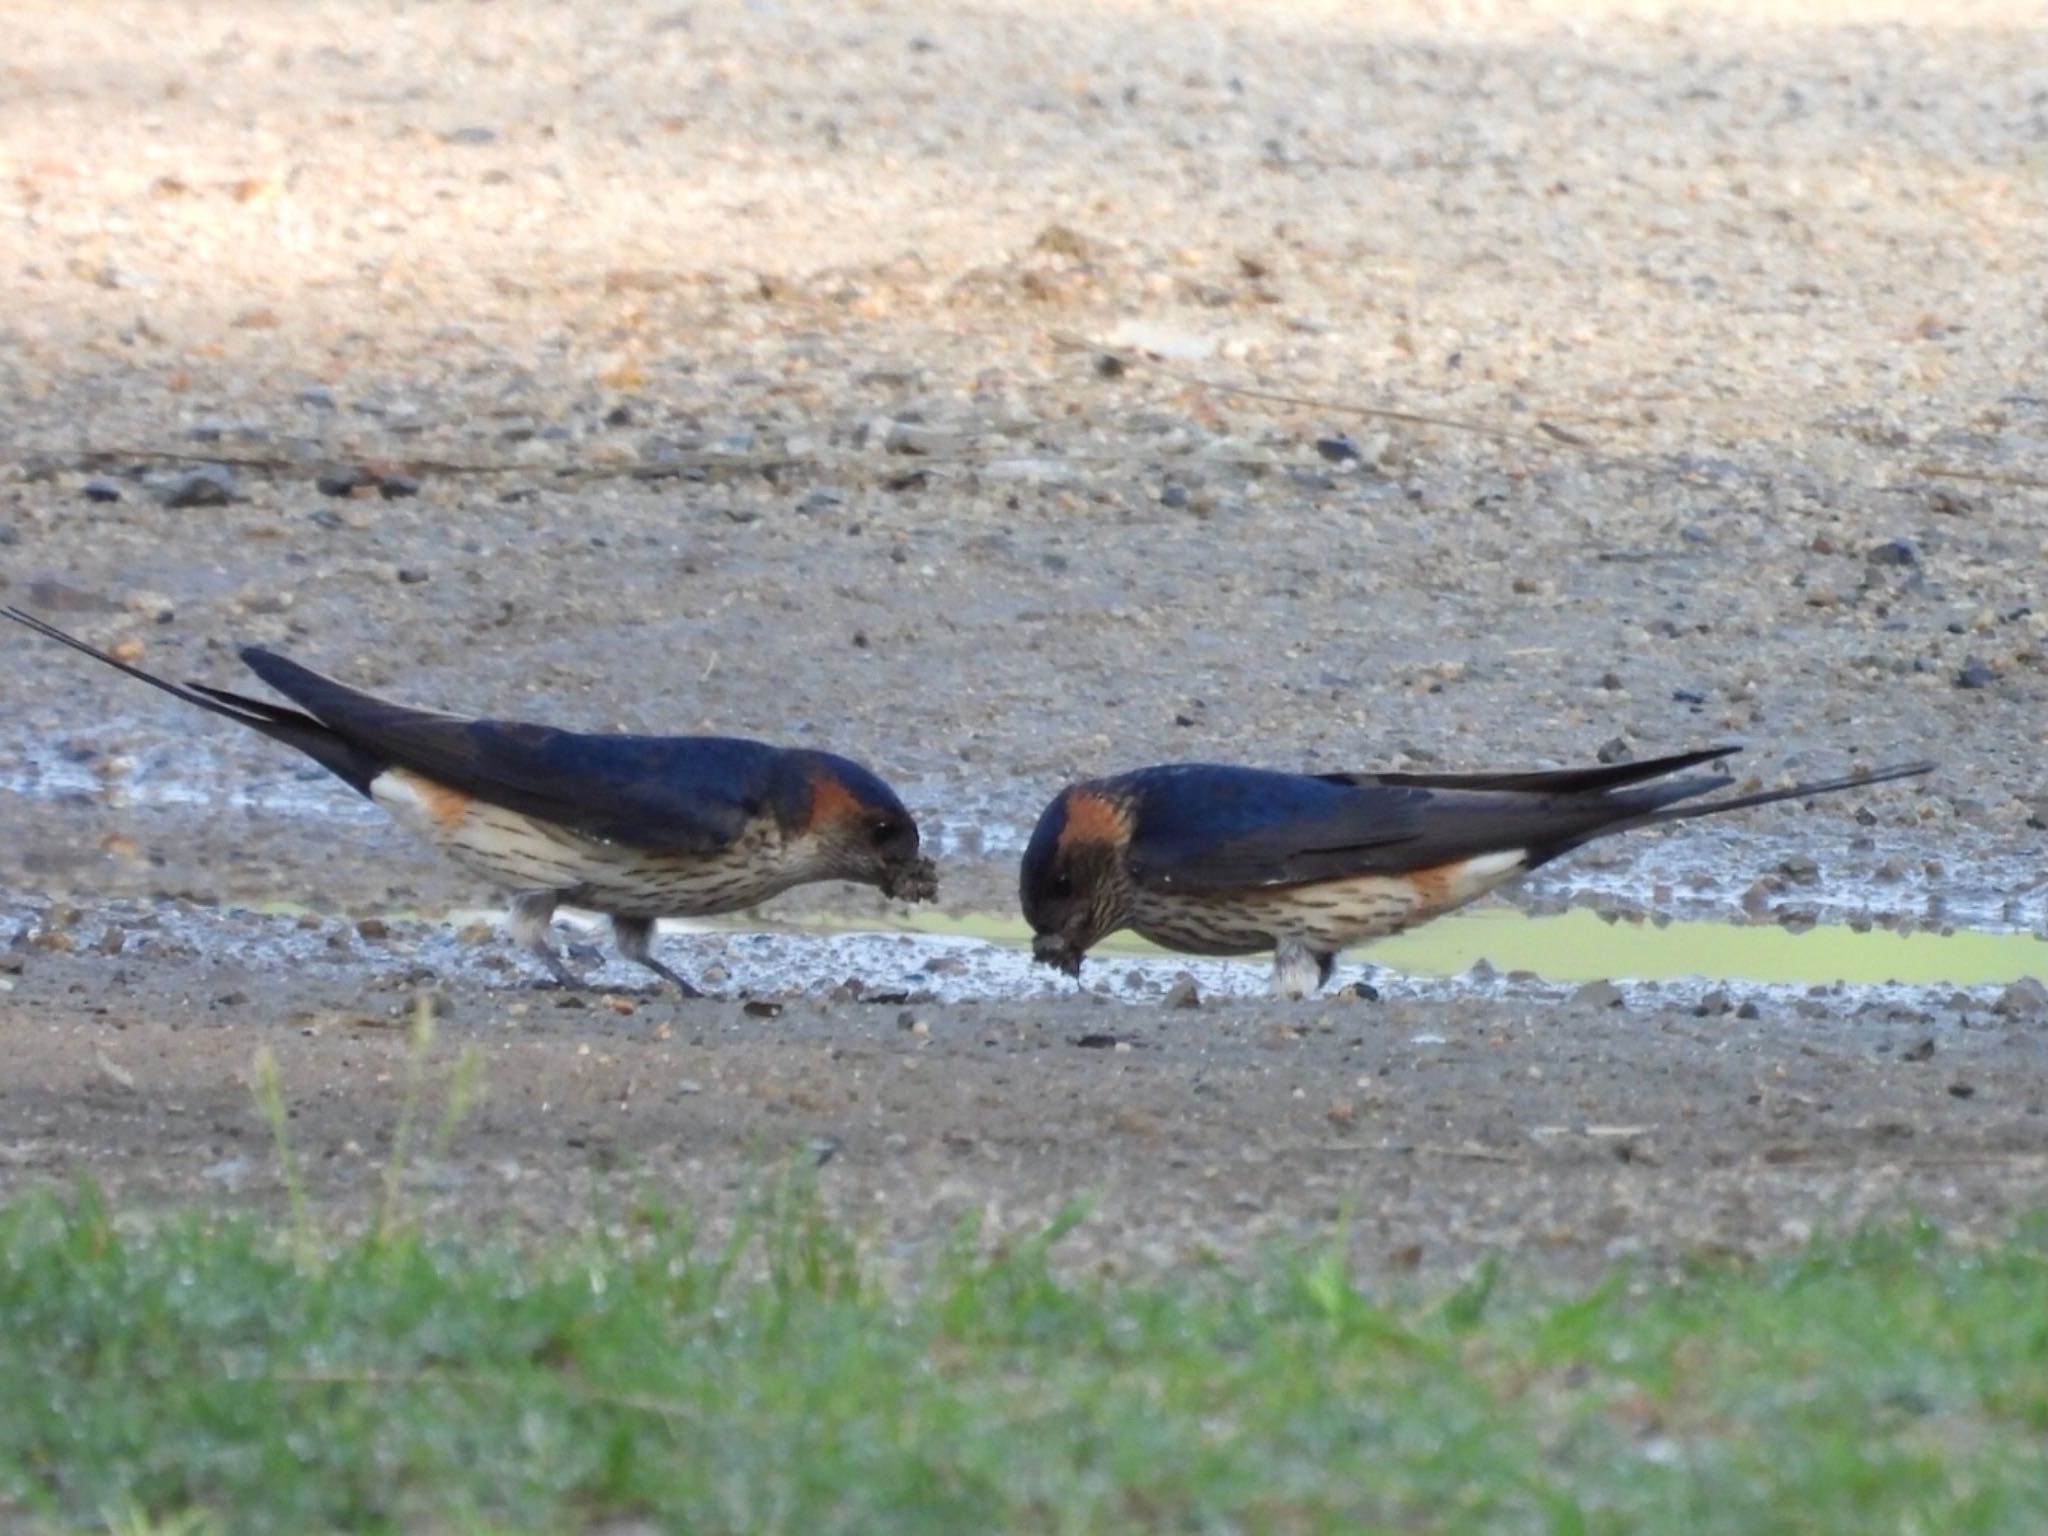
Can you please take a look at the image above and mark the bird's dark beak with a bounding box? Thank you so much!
[880,853,939,903]
[1032,932,1085,978]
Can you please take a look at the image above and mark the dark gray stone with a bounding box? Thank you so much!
[153,465,237,508]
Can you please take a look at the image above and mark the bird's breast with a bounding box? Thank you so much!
[370,768,803,915]
[1130,849,1531,954]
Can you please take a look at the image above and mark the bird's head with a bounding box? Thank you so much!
[1020,784,1135,979]
[795,754,938,902]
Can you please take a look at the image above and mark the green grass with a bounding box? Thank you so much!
[0,1185,2040,1535]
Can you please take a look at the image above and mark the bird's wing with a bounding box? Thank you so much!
[239,648,768,853]
[1319,744,1739,795]
[1122,752,1741,891]
[1120,768,1431,890]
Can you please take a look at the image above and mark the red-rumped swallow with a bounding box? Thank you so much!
[1021,748,1933,997]
[5,607,938,994]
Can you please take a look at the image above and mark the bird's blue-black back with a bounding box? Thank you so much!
[1066,758,1736,891]
[241,647,903,854]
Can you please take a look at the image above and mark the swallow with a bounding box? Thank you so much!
[1021,747,1934,998]
[4,606,938,994]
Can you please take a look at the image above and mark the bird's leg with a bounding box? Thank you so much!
[507,891,582,989]
[610,914,707,999]
[1271,937,1330,1001]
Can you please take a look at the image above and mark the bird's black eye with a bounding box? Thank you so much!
[869,818,898,846]
[1050,872,1074,899]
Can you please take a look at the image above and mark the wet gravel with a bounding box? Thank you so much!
[0,0,2044,1275]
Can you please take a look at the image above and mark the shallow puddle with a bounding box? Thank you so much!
[766,906,2048,989]
[3,892,2038,1013]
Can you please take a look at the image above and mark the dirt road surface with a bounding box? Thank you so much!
[2,0,2044,1277]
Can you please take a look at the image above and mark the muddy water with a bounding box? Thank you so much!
[775,905,2048,990]
[5,835,2040,1012]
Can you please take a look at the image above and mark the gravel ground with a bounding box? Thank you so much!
[1,0,2044,1275]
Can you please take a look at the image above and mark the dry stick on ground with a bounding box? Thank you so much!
[1048,331,1599,452]
[61,445,811,478]
[1913,463,2048,493]
[1329,1142,1526,1163]
[70,448,349,472]
[44,345,1606,480]
[37,442,1347,484]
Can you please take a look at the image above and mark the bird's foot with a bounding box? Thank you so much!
[520,940,596,991]
[636,957,708,1000]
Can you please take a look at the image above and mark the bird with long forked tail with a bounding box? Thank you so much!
[1021,748,1933,998]
[4,606,938,994]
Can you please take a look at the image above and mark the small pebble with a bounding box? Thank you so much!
[153,466,237,508]
[883,420,952,456]
[1955,659,1998,689]
[1991,977,2048,1019]
[1777,855,1821,885]
[316,468,373,497]
[1163,975,1201,1009]
[82,478,122,503]
[1865,538,1918,567]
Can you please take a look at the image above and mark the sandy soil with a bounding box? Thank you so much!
[1,0,2045,1276]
